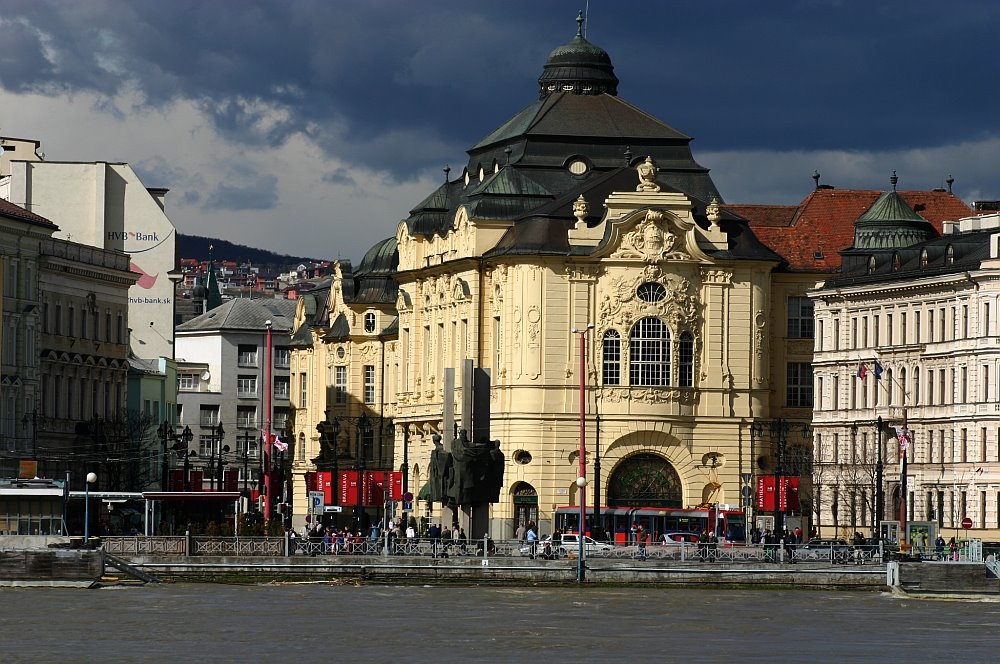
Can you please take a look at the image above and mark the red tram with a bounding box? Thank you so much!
[553,505,747,545]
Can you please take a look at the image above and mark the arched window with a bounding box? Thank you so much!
[912,365,920,405]
[678,331,694,387]
[637,282,666,302]
[630,317,670,386]
[892,252,901,272]
[920,249,929,268]
[867,255,876,275]
[364,312,376,333]
[602,329,621,385]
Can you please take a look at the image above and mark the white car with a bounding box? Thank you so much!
[520,534,614,558]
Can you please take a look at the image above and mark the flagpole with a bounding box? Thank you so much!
[264,320,274,524]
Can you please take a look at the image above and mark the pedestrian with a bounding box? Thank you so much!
[441,525,452,557]
[934,534,946,560]
[949,537,959,561]
[515,522,526,542]
[636,523,647,561]
[458,527,467,554]
[526,523,539,559]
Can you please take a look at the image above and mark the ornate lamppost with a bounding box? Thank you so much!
[209,422,227,491]
[571,323,593,583]
[354,413,372,527]
[171,425,196,491]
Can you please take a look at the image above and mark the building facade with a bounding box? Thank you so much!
[175,298,296,499]
[811,202,1000,542]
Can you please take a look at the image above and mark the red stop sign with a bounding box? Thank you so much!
[961,517,973,529]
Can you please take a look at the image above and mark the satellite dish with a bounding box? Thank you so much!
[200,370,211,381]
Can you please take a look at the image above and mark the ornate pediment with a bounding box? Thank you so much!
[596,205,714,264]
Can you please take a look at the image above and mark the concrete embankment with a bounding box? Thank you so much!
[0,547,104,588]
[119,554,888,589]
[894,561,1000,598]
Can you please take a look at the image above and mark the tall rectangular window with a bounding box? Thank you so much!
[962,305,969,339]
[939,307,946,341]
[901,312,907,344]
[199,405,220,427]
[787,297,814,338]
[274,347,290,368]
[602,330,621,386]
[335,366,347,404]
[984,365,991,402]
[237,406,257,429]
[786,362,814,408]
[862,316,868,348]
[851,318,858,348]
[273,376,290,400]
[299,372,307,407]
[237,375,257,397]
[238,344,258,367]
[54,304,62,335]
[886,313,893,345]
[984,303,991,336]
[363,365,375,404]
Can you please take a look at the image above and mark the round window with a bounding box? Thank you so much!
[513,450,532,465]
[568,159,588,175]
[336,347,345,359]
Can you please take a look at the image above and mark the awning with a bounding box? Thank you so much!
[417,482,431,501]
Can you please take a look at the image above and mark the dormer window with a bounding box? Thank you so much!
[867,256,876,275]
[364,312,376,334]
[892,252,901,272]
[946,245,955,265]
[920,249,929,268]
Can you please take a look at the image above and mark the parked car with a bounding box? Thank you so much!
[660,532,700,546]
[794,538,852,563]
[520,534,614,558]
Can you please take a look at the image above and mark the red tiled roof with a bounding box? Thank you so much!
[725,188,974,272]
[0,198,55,227]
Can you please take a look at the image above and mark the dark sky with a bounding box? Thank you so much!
[2,0,997,261]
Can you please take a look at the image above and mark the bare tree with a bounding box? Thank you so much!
[84,409,158,492]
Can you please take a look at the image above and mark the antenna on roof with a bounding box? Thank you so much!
[946,173,954,194]
[812,170,821,189]
[890,170,898,191]
[583,1,590,37]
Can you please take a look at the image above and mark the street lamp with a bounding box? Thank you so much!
[157,421,173,491]
[210,422,227,491]
[592,413,602,540]
[22,409,44,459]
[171,426,196,491]
[770,419,789,537]
[571,323,593,583]
[84,472,97,545]
[240,429,254,497]
[355,413,372,527]
[874,416,885,537]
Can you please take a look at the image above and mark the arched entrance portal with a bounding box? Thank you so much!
[607,454,683,508]
[512,482,538,536]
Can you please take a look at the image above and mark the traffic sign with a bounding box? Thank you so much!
[308,491,324,515]
[403,501,413,511]
[403,491,414,502]
[962,517,973,529]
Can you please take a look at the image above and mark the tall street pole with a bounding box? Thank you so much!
[263,319,274,524]
[572,324,593,583]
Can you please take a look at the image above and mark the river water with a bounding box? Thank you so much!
[3,584,999,663]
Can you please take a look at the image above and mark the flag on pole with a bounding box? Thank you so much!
[874,361,884,380]
[273,435,288,452]
[856,362,868,380]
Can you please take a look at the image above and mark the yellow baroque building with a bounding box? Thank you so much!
[285,22,972,540]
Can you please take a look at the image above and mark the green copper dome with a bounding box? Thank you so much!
[854,172,937,249]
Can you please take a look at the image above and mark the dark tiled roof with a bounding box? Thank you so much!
[0,199,56,227]
[176,298,297,333]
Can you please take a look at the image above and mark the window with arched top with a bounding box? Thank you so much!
[602,329,621,385]
[892,252,901,272]
[867,256,876,275]
[946,245,955,265]
[637,282,666,302]
[678,331,694,387]
[630,317,670,386]
[364,312,376,333]
[920,249,929,268]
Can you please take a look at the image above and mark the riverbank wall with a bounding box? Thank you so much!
[119,554,888,589]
